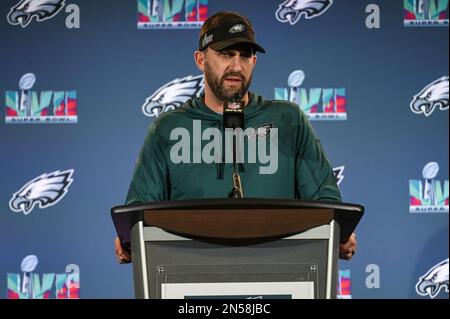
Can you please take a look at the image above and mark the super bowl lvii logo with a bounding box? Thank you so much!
[5,73,77,124]
[275,70,347,120]
[137,0,208,29]
[409,162,449,213]
[404,0,449,26]
[7,255,80,299]
[337,269,351,299]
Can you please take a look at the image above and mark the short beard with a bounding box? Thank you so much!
[204,61,252,101]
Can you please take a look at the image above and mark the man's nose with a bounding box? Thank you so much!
[229,55,243,72]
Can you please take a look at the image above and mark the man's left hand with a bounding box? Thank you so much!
[340,232,357,260]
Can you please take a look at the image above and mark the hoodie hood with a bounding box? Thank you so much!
[180,92,266,120]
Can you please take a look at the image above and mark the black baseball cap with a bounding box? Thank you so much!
[198,21,265,53]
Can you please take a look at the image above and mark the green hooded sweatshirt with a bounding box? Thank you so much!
[125,93,341,204]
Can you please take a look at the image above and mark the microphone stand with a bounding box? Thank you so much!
[224,97,244,198]
[228,134,244,198]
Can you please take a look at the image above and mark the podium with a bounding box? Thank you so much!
[111,198,363,299]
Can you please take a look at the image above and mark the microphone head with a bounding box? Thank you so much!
[223,100,244,129]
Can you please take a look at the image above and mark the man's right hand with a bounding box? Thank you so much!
[114,237,132,264]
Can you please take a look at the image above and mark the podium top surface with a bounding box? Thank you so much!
[111,198,364,245]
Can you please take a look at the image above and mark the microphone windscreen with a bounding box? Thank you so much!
[223,100,244,129]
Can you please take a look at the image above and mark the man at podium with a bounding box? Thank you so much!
[115,11,357,264]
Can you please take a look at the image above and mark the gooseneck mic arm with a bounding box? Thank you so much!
[223,97,245,198]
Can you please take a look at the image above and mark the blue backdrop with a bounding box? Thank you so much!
[0,0,448,299]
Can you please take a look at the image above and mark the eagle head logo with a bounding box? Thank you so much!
[9,169,74,215]
[416,258,449,298]
[142,75,204,118]
[247,123,275,142]
[7,0,66,28]
[410,76,449,117]
[275,0,333,25]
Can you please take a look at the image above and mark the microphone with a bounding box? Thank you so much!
[223,98,244,130]
[223,96,245,198]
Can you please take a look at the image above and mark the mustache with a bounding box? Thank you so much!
[221,72,246,82]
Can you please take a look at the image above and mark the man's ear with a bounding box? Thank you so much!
[194,50,205,72]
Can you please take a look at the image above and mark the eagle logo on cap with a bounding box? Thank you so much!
[229,24,245,33]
